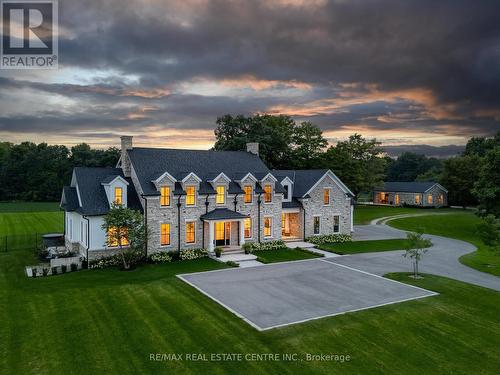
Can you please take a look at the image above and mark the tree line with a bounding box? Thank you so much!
[0,142,119,201]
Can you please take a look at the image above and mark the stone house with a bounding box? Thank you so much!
[373,181,448,207]
[60,136,354,260]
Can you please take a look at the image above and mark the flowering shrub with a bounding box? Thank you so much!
[306,234,352,245]
[89,255,121,269]
[180,248,208,260]
[246,240,287,252]
[148,252,173,264]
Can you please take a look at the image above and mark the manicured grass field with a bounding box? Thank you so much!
[318,239,430,254]
[353,205,453,225]
[1,247,499,374]
[0,201,61,212]
[389,212,500,276]
[255,248,321,263]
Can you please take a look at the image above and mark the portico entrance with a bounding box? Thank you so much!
[200,208,250,252]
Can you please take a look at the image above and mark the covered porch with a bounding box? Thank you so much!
[281,208,303,241]
[201,208,249,252]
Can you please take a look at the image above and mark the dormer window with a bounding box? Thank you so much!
[284,185,289,200]
[216,185,225,204]
[186,185,196,206]
[244,185,253,203]
[160,186,170,206]
[114,187,123,205]
[264,184,272,203]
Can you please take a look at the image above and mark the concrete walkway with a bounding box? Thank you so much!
[329,216,500,291]
[285,241,342,258]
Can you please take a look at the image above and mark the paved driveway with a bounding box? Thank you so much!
[345,222,500,291]
[178,259,436,330]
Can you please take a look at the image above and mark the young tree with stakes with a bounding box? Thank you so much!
[403,232,432,278]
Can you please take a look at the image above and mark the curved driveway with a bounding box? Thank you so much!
[327,215,500,291]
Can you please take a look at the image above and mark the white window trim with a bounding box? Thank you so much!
[244,217,253,239]
[313,215,321,235]
[216,185,226,205]
[185,186,197,207]
[263,216,273,238]
[243,185,253,205]
[160,185,172,208]
[323,188,331,206]
[185,220,196,244]
[160,222,172,247]
[333,215,340,233]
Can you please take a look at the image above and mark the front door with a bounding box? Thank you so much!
[215,222,230,246]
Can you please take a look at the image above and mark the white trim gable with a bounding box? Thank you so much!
[259,173,278,183]
[100,176,130,186]
[152,171,177,184]
[303,170,354,198]
[209,172,231,184]
[424,183,448,193]
[236,173,258,183]
[280,177,293,202]
[181,172,202,183]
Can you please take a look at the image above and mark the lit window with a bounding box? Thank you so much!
[323,189,330,205]
[185,186,196,206]
[427,194,433,204]
[216,185,225,204]
[186,222,195,243]
[244,218,252,238]
[438,194,444,204]
[244,185,253,203]
[107,226,129,247]
[264,184,272,203]
[160,186,170,206]
[160,223,170,246]
[264,217,272,237]
[314,217,320,235]
[395,194,400,205]
[114,187,123,205]
[415,194,421,204]
[333,216,340,233]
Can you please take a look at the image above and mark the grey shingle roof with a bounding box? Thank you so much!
[374,181,445,193]
[272,169,330,197]
[200,208,249,221]
[282,197,303,209]
[64,167,142,216]
[60,186,79,211]
[128,148,272,196]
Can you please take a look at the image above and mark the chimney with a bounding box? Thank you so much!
[120,136,133,177]
[246,142,259,156]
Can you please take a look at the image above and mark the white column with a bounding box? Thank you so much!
[350,199,354,232]
[239,219,245,246]
[208,221,215,252]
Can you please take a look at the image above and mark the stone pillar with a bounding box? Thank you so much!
[246,142,259,156]
[120,136,133,177]
[239,219,245,246]
[208,221,214,252]
[350,199,354,232]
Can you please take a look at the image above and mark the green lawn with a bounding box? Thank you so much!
[389,212,500,276]
[255,248,321,263]
[1,247,499,374]
[354,205,454,225]
[318,239,431,254]
[1,203,500,374]
[0,201,61,212]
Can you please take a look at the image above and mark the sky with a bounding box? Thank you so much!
[1,0,499,156]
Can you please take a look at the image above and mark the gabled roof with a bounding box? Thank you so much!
[200,208,249,221]
[60,186,79,211]
[375,181,447,193]
[62,167,142,216]
[272,169,354,198]
[127,147,271,196]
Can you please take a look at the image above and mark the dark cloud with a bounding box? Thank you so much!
[1,0,500,146]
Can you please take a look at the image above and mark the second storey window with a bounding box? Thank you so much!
[323,188,330,205]
[216,185,225,204]
[244,218,252,238]
[244,185,253,203]
[186,222,195,243]
[186,186,196,206]
[264,217,272,237]
[160,186,170,206]
[264,184,272,203]
[160,223,170,246]
[114,187,123,205]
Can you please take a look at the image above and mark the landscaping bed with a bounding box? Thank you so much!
[318,239,430,255]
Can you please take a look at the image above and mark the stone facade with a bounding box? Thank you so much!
[302,174,352,237]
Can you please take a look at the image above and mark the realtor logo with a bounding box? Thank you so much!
[1,0,58,69]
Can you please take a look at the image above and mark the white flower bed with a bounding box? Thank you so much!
[148,252,172,263]
[306,234,352,245]
[180,248,208,260]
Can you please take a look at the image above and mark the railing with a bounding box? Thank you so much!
[0,233,44,252]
